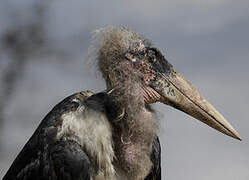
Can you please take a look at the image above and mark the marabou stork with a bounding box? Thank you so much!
[3,27,241,180]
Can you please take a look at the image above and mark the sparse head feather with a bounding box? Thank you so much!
[88,27,152,88]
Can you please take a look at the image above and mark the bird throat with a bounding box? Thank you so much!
[109,83,158,179]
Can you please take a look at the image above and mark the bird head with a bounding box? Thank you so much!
[89,27,241,140]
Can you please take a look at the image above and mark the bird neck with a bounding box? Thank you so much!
[108,81,158,179]
[108,81,145,133]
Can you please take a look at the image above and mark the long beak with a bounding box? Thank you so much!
[150,70,242,140]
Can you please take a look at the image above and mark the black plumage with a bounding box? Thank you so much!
[4,92,92,180]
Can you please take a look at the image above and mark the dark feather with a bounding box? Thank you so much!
[145,137,161,180]
[3,92,93,180]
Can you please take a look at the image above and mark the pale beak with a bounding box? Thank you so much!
[150,69,242,141]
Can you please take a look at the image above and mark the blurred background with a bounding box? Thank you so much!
[0,0,248,179]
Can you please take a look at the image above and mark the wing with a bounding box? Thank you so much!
[11,140,91,180]
[145,136,161,180]
[3,91,94,180]
[42,140,91,180]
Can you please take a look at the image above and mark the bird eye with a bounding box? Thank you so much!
[125,52,138,62]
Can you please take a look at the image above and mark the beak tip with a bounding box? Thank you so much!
[235,134,242,141]
[230,130,242,141]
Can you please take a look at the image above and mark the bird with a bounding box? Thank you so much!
[3,27,241,180]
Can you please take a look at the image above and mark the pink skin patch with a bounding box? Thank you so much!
[135,61,156,85]
[137,41,145,51]
[122,143,137,163]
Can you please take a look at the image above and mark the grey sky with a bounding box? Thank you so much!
[0,0,249,179]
